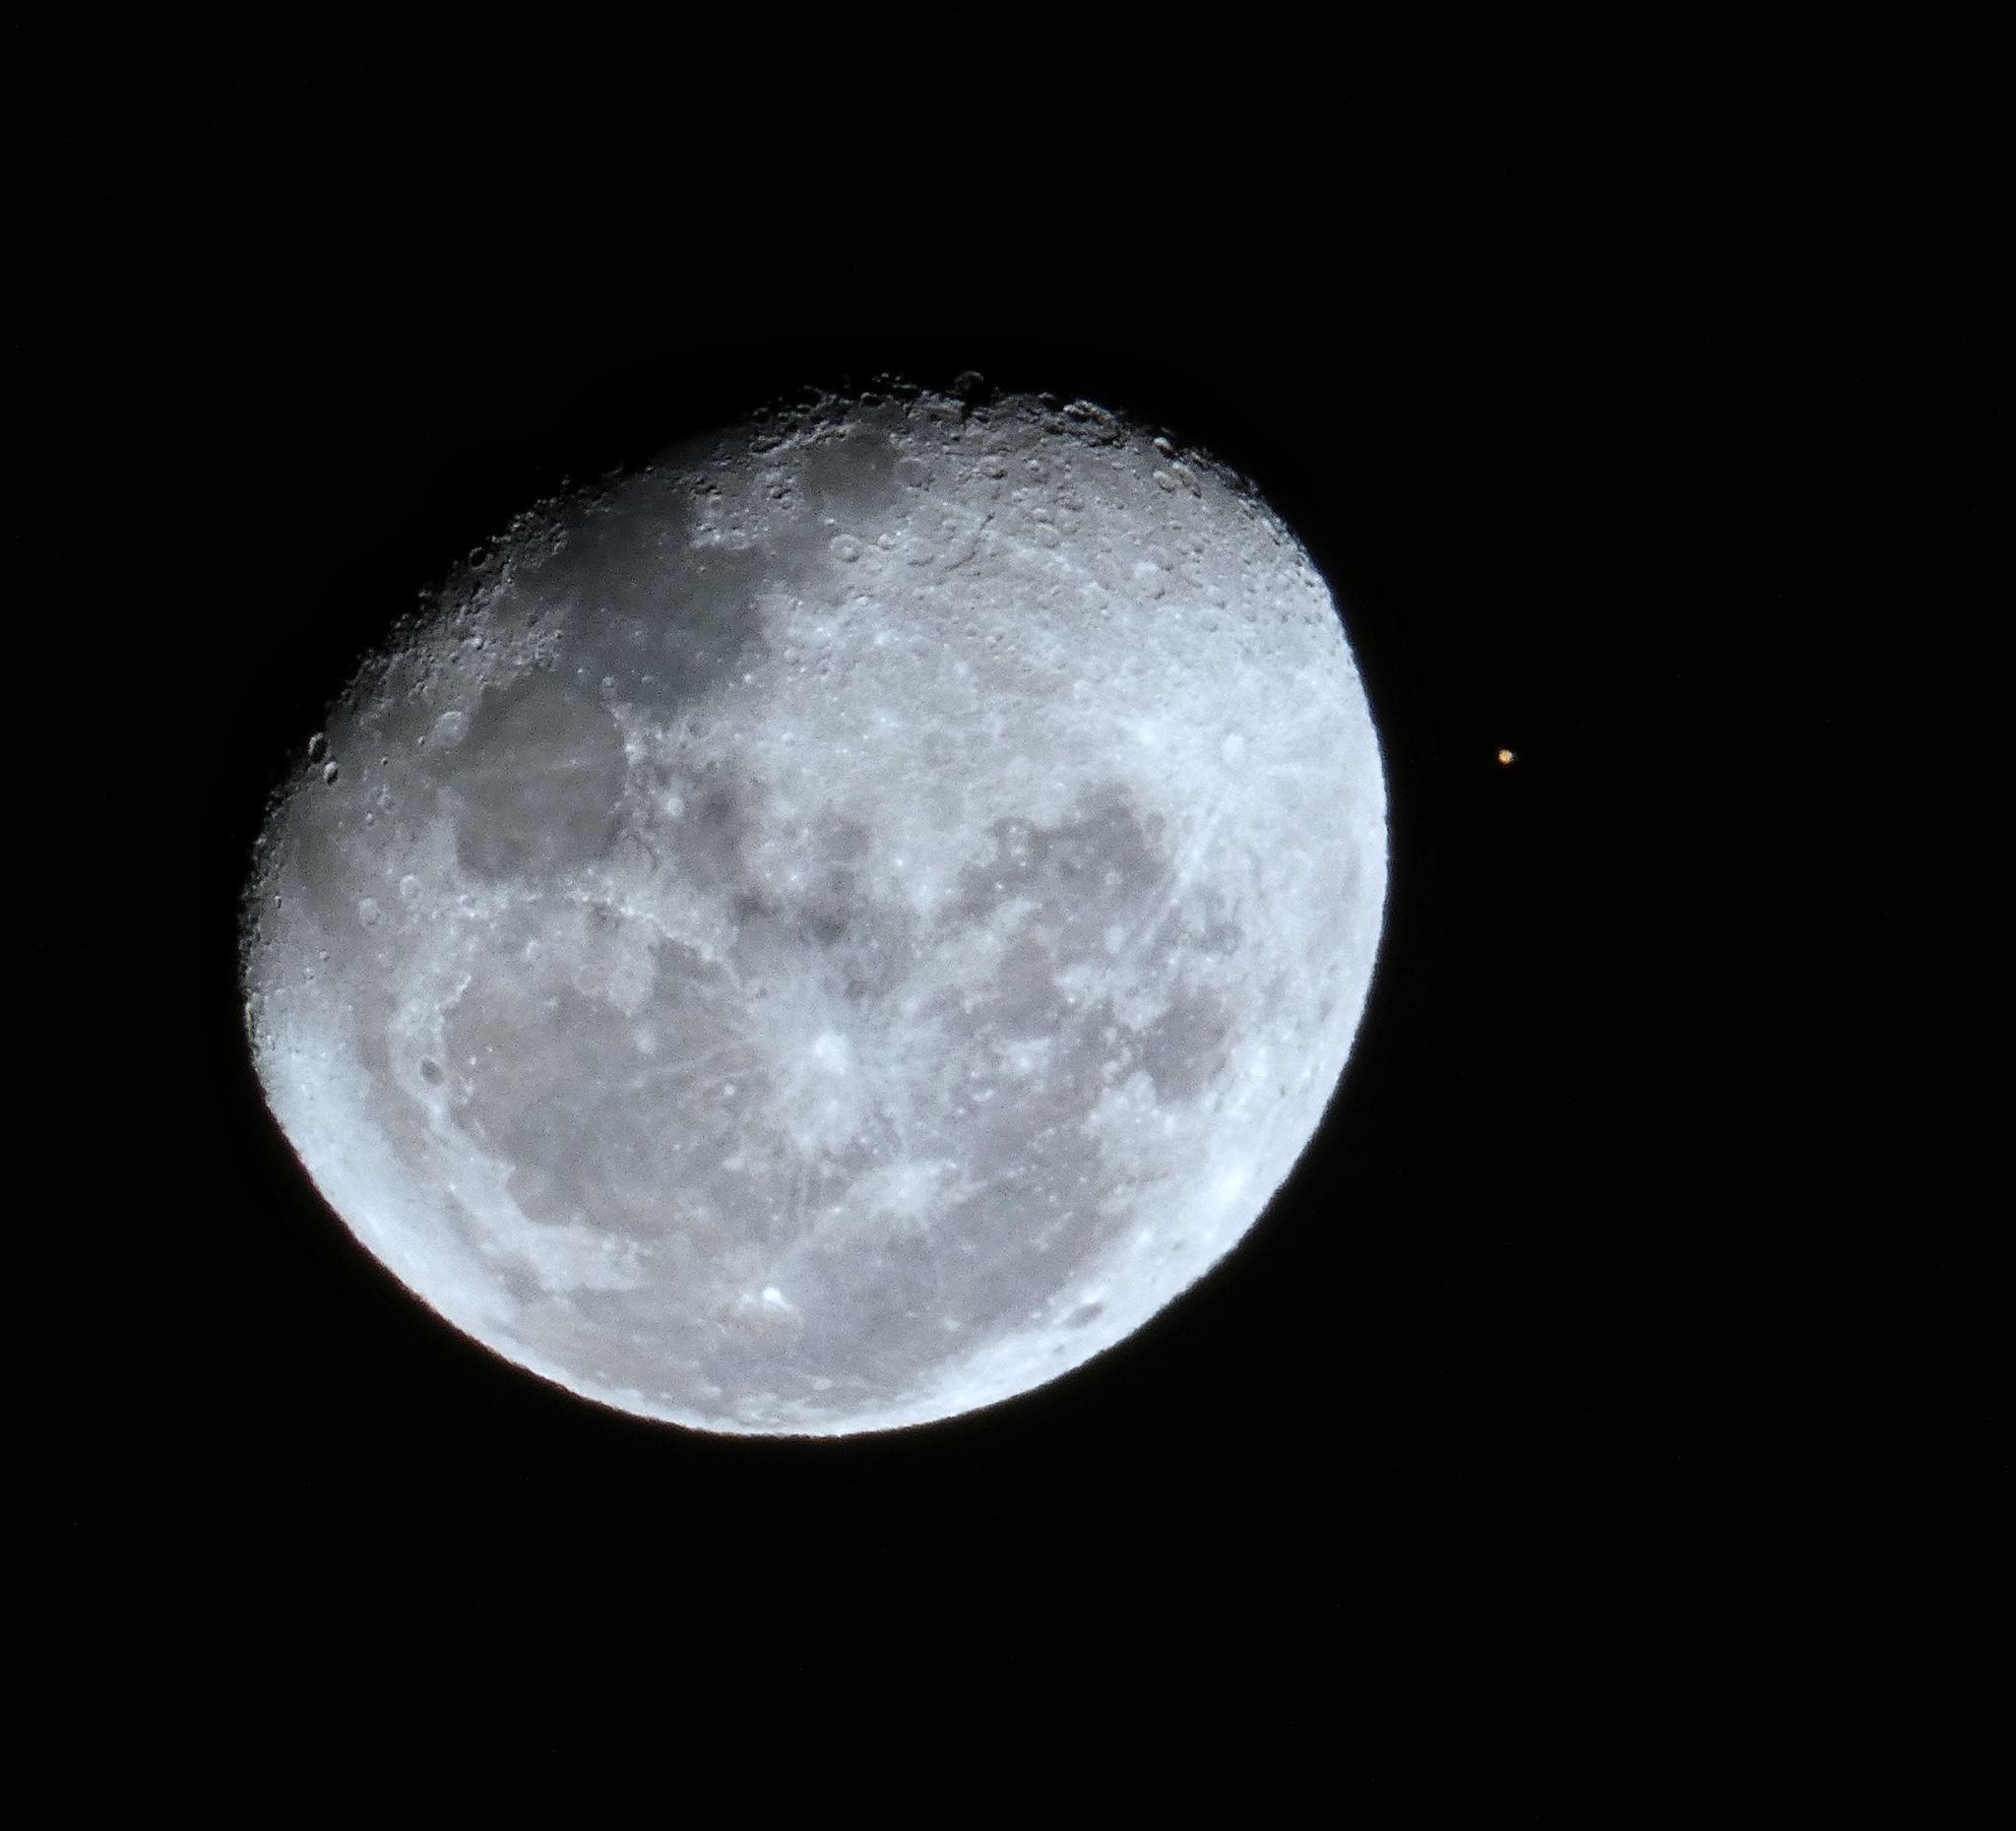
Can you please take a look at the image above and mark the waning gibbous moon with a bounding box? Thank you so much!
[240,380,1387,1437]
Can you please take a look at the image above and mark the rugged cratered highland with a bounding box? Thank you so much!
[241,382,1387,1435]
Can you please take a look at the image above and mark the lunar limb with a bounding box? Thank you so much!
[241,382,1387,1435]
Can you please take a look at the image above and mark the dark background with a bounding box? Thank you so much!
[37,62,1964,1765]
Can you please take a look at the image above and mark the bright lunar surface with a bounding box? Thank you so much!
[241,382,1387,1436]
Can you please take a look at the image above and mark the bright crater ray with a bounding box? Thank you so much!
[241,383,1387,1435]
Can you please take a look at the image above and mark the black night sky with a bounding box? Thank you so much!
[40,61,1969,1772]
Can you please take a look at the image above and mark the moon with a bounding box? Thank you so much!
[240,380,1387,1436]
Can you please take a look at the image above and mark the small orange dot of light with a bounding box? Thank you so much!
[1497,748,1516,766]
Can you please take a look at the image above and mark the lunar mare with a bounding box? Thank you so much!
[241,383,1387,1435]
